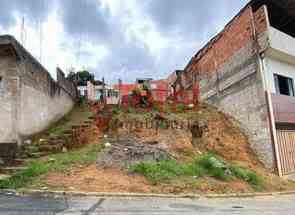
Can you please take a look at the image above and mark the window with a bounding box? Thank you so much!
[274,74,295,96]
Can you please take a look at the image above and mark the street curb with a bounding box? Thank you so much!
[2,189,295,199]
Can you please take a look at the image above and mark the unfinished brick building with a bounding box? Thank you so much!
[183,0,295,175]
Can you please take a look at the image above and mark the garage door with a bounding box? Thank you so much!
[277,130,295,175]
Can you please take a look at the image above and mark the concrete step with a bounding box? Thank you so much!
[11,158,28,163]
[63,130,73,135]
[29,152,49,158]
[72,125,81,129]
[39,145,62,153]
[2,166,29,172]
[0,174,12,181]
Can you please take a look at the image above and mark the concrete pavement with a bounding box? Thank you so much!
[0,191,295,214]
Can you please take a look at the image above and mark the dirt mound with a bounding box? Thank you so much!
[96,134,174,168]
[110,104,262,168]
[196,106,262,168]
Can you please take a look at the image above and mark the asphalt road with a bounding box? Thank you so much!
[0,192,295,215]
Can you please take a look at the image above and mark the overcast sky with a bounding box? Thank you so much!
[0,0,248,83]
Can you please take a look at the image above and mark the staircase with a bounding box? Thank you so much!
[21,117,96,159]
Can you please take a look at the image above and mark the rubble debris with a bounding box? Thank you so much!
[97,135,174,168]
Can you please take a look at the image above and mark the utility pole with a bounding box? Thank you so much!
[20,17,25,46]
[39,0,43,63]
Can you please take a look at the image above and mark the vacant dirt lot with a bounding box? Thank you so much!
[28,104,295,194]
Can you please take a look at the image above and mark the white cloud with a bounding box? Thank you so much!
[0,0,248,83]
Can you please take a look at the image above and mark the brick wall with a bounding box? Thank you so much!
[183,6,275,168]
[187,7,254,76]
[254,6,268,34]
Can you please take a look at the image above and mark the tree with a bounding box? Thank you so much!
[67,70,95,86]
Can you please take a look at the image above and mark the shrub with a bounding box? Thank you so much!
[196,154,228,180]
[127,107,136,113]
[229,165,262,187]
[176,103,185,113]
[112,107,121,115]
[197,153,263,187]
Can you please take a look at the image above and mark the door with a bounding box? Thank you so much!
[276,130,295,175]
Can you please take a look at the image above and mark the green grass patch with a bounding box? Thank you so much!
[130,160,204,185]
[196,153,228,180]
[131,153,263,189]
[0,144,103,189]
[229,165,262,189]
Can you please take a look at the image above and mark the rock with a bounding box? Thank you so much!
[48,158,56,163]
[29,152,48,158]
[188,104,194,109]
[62,147,68,153]
[41,187,48,191]
[104,142,111,148]
[23,139,32,145]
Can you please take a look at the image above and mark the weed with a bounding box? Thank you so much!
[131,153,263,189]
[229,165,262,188]
[176,103,185,113]
[196,153,228,180]
[127,107,136,114]
[157,120,168,129]
[143,112,153,120]
[197,153,263,188]
[112,107,121,115]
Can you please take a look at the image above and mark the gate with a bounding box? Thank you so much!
[277,130,295,175]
